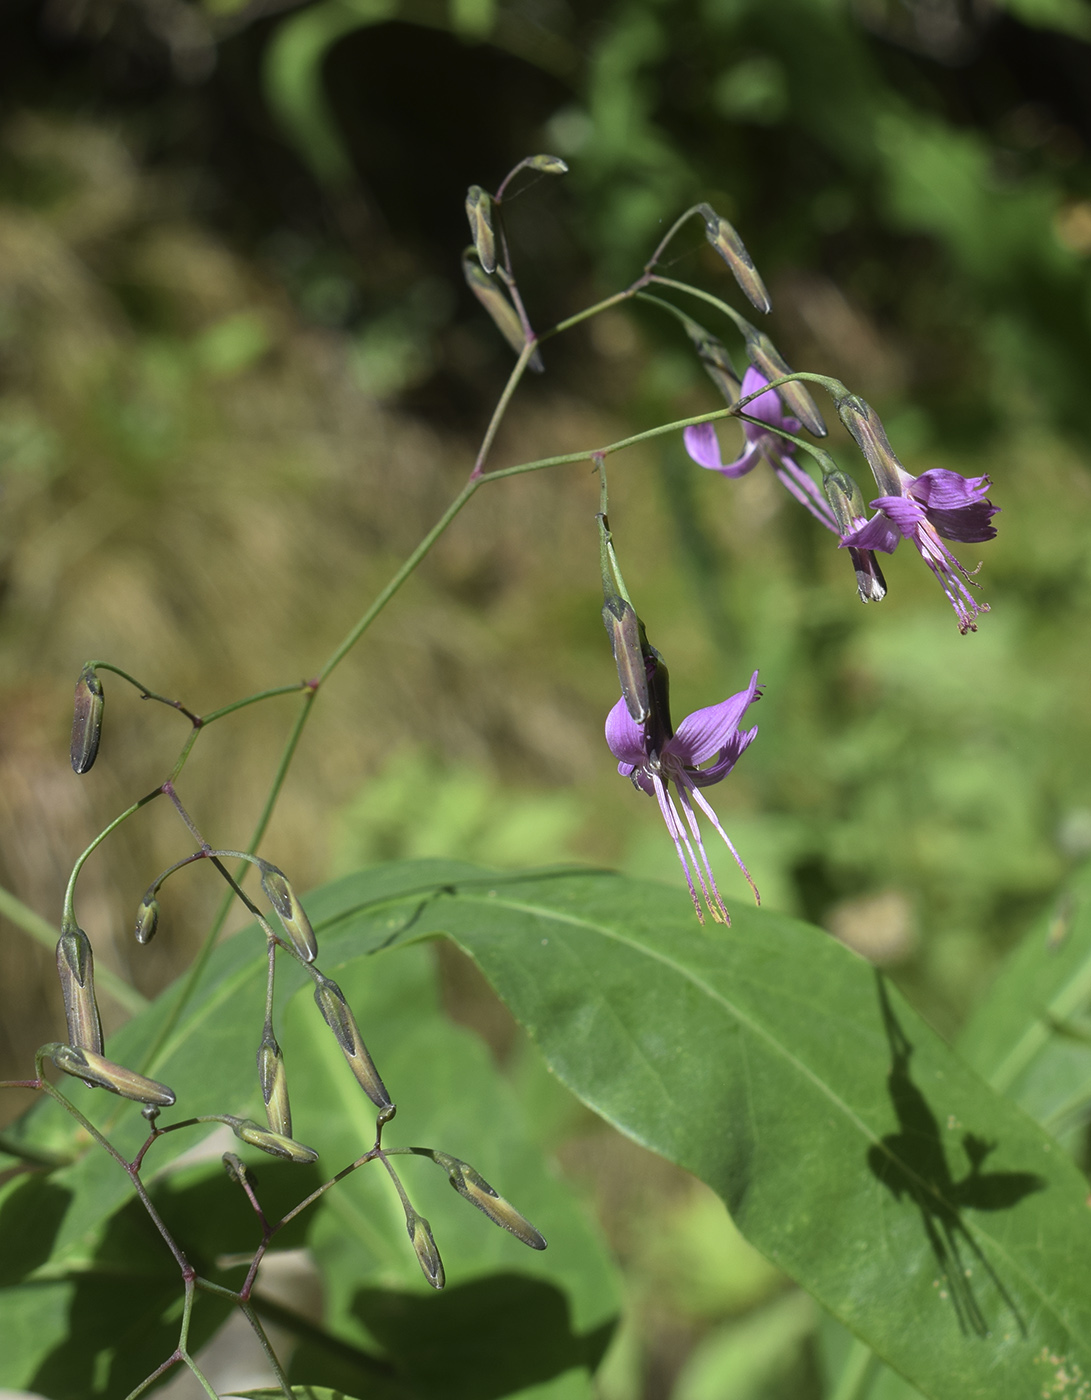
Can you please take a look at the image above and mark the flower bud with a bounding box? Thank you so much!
[312,973,393,1111]
[461,250,544,372]
[134,894,159,946]
[433,1151,546,1250]
[406,1207,445,1289]
[836,393,905,497]
[464,185,497,274]
[56,926,103,1055]
[823,471,888,604]
[46,1043,175,1105]
[257,1031,292,1138]
[741,325,827,438]
[696,203,771,315]
[525,154,568,174]
[602,596,649,724]
[224,1116,318,1165]
[683,321,741,405]
[70,665,104,774]
[260,866,317,963]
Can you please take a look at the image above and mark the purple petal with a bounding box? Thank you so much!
[925,501,999,544]
[668,670,761,769]
[606,697,648,767]
[840,509,904,554]
[683,422,757,477]
[690,723,758,786]
[739,366,785,428]
[909,468,992,511]
[767,454,840,533]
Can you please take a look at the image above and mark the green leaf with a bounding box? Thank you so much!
[0,862,616,1400]
[298,861,1091,1400]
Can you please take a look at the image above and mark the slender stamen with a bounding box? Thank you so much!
[682,776,761,905]
[673,783,729,923]
[651,774,704,922]
[664,780,722,923]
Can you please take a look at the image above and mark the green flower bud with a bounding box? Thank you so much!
[432,1151,547,1250]
[740,323,828,438]
[683,321,742,406]
[224,1116,318,1165]
[70,665,104,774]
[46,1043,175,1105]
[465,184,497,275]
[696,203,771,316]
[134,894,159,946]
[461,250,544,372]
[312,972,393,1111]
[602,596,649,724]
[257,1031,292,1138]
[836,392,906,497]
[260,865,317,962]
[525,154,568,174]
[406,1207,445,1290]
[55,926,103,1055]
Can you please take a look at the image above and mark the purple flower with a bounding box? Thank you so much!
[840,468,999,633]
[606,667,761,924]
[683,366,839,532]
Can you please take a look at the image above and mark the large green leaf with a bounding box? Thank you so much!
[0,862,617,1399]
[298,861,1091,1400]
[6,859,1091,1400]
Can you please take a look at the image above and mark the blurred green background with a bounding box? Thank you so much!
[2,0,1091,1394]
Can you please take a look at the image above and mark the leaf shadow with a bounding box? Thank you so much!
[867,975,1045,1338]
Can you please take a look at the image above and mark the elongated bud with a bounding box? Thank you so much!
[134,894,159,946]
[683,321,741,405]
[223,1115,318,1164]
[741,324,827,438]
[46,1043,175,1105]
[312,973,393,1110]
[823,471,888,604]
[406,1207,445,1289]
[525,154,568,174]
[836,393,905,497]
[70,665,104,774]
[696,203,771,315]
[257,1032,292,1138]
[465,185,497,274]
[602,596,649,723]
[433,1152,547,1250]
[56,926,103,1054]
[260,865,317,963]
[461,250,544,372]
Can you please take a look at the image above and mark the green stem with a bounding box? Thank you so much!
[62,790,162,931]
[0,883,147,1013]
[202,681,312,724]
[90,662,200,725]
[648,274,752,333]
[470,343,536,478]
[239,1301,294,1398]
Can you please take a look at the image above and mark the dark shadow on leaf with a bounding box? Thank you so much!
[313,1273,616,1400]
[0,1173,70,1285]
[867,975,1044,1339]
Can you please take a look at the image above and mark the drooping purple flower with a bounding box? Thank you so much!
[683,366,839,532]
[840,468,999,633]
[606,666,761,925]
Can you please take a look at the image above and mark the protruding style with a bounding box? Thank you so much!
[46,1043,176,1105]
[464,185,497,274]
[224,1115,318,1165]
[257,1031,292,1138]
[461,250,544,372]
[56,925,103,1055]
[696,203,771,315]
[433,1151,547,1249]
[70,665,104,774]
[260,865,318,962]
[312,972,393,1111]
